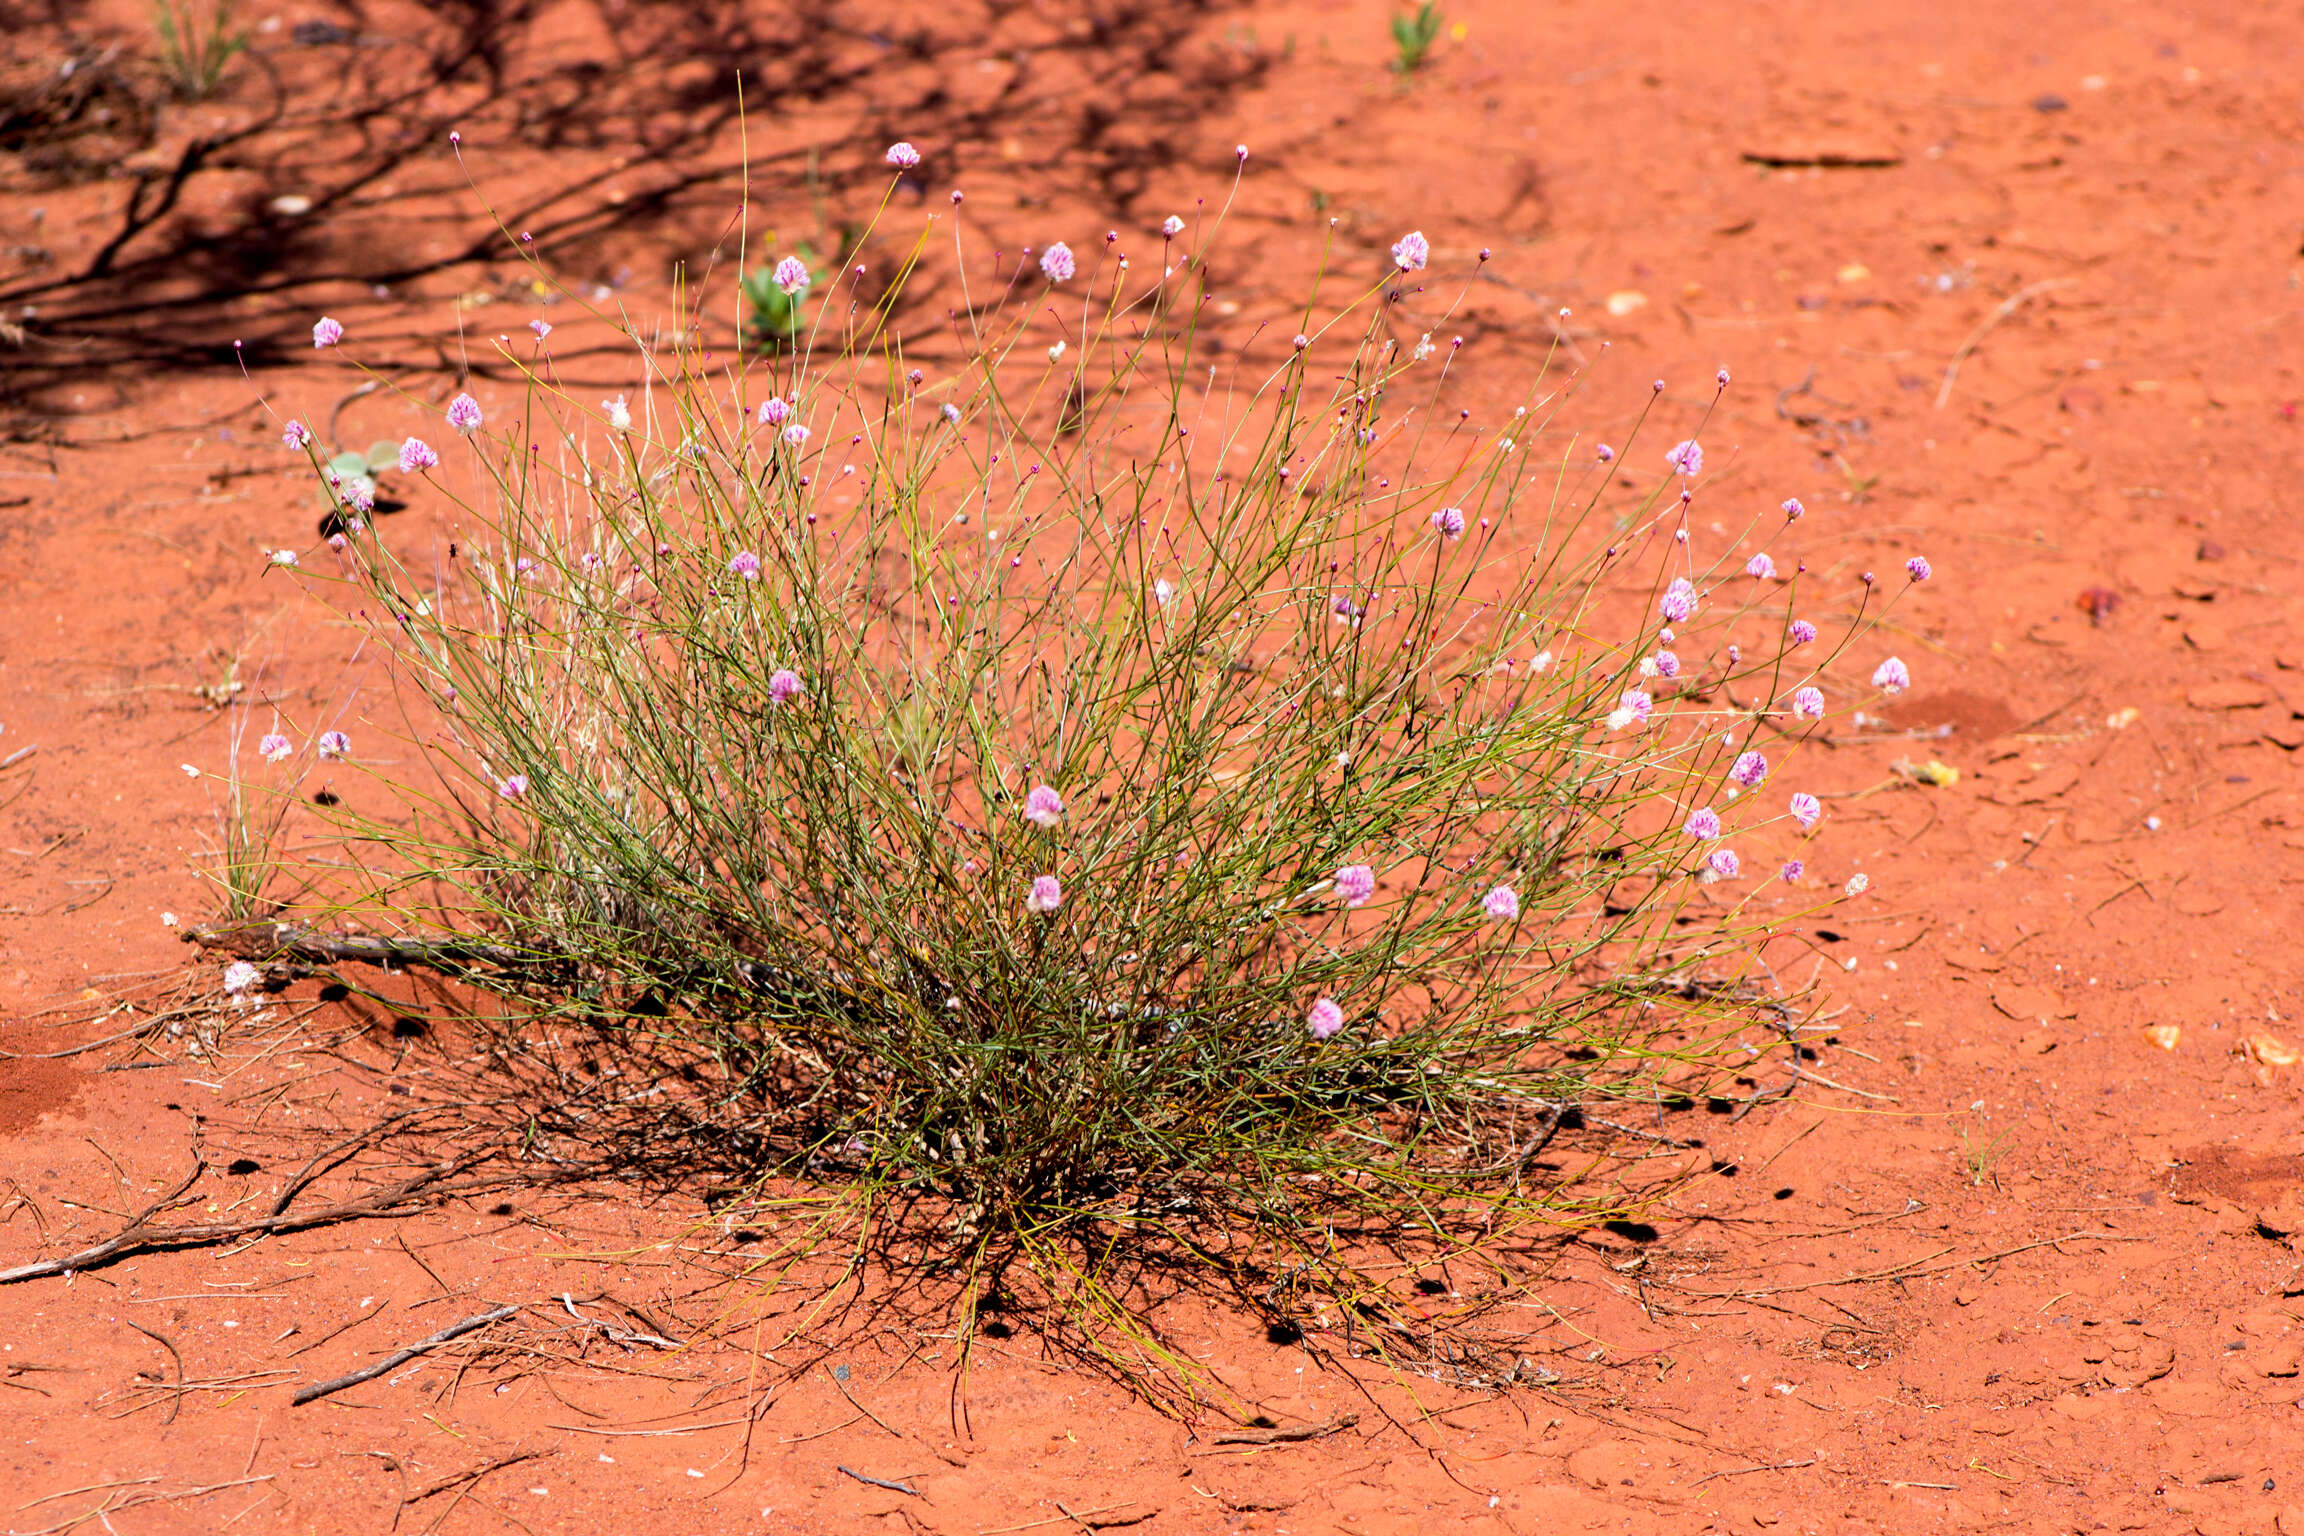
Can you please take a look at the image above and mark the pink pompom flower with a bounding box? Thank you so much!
[258,732,293,763]
[1781,497,1805,521]
[1161,215,1185,237]
[1707,848,1741,879]
[1026,874,1063,914]
[1391,230,1429,272]
[1789,791,1822,830]
[1333,863,1377,907]
[728,551,761,581]
[1023,784,1065,828]
[1432,505,1466,541]
[530,318,552,340]
[1684,806,1722,840]
[782,423,810,447]
[1871,656,1911,694]
[1306,998,1345,1040]
[1040,242,1076,282]
[1907,555,1932,582]
[1780,859,1805,882]
[884,141,921,168]
[223,960,262,995]
[1792,685,1825,719]
[1665,440,1703,477]
[773,255,810,294]
[312,316,343,348]
[398,437,439,473]
[316,730,350,759]
[1659,577,1698,624]
[767,668,803,704]
[1730,750,1768,788]
[281,419,310,450]
[1482,885,1520,921]
[757,396,790,426]
[498,774,529,798]
[1746,552,1776,579]
[446,393,483,433]
[1788,618,1817,646]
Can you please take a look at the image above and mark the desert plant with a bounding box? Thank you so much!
[228,157,1927,1390]
[1389,3,1444,74]
[151,0,247,101]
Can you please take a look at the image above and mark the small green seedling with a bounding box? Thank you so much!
[1389,3,1443,74]
[152,0,248,100]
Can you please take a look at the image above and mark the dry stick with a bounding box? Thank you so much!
[118,1319,187,1427]
[293,1306,520,1406]
[1934,279,2077,409]
[837,1464,924,1497]
[1692,1457,1818,1485]
[401,1445,556,1505]
[1205,1412,1359,1446]
[1670,1230,2143,1301]
[0,1159,492,1286]
[185,921,537,973]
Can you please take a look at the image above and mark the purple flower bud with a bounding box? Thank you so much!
[1789,791,1822,830]
[1334,863,1377,907]
[1595,443,1614,462]
[1391,230,1430,272]
[1040,242,1076,282]
[1730,750,1768,788]
[1716,367,1731,388]
[1789,618,1818,646]
[1306,998,1344,1040]
[1684,807,1722,840]
[446,393,483,433]
[398,437,438,473]
[312,316,343,348]
[884,140,921,168]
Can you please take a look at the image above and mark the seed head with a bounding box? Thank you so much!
[1306,998,1345,1041]
[270,548,299,567]
[1333,863,1377,907]
[603,395,632,431]
[1845,872,1870,897]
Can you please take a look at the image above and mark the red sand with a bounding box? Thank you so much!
[5,1,2303,1531]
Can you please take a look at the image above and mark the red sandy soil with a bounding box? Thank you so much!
[6,0,2304,1531]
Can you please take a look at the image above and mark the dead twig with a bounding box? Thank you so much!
[118,1319,186,1426]
[1935,279,2076,409]
[837,1464,924,1497]
[294,1305,520,1405]
[1205,1412,1359,1446]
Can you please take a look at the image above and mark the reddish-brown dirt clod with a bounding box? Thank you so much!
[6,1,2304,1532]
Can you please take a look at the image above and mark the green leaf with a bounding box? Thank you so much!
[327,450,368,479]
[365,440,401,473]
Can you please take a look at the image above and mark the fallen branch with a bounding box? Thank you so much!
[1205,1412,1359,1446]
[837,1464,924,1497]
[0,1159,491,1286]
[293,1305,520,1405]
